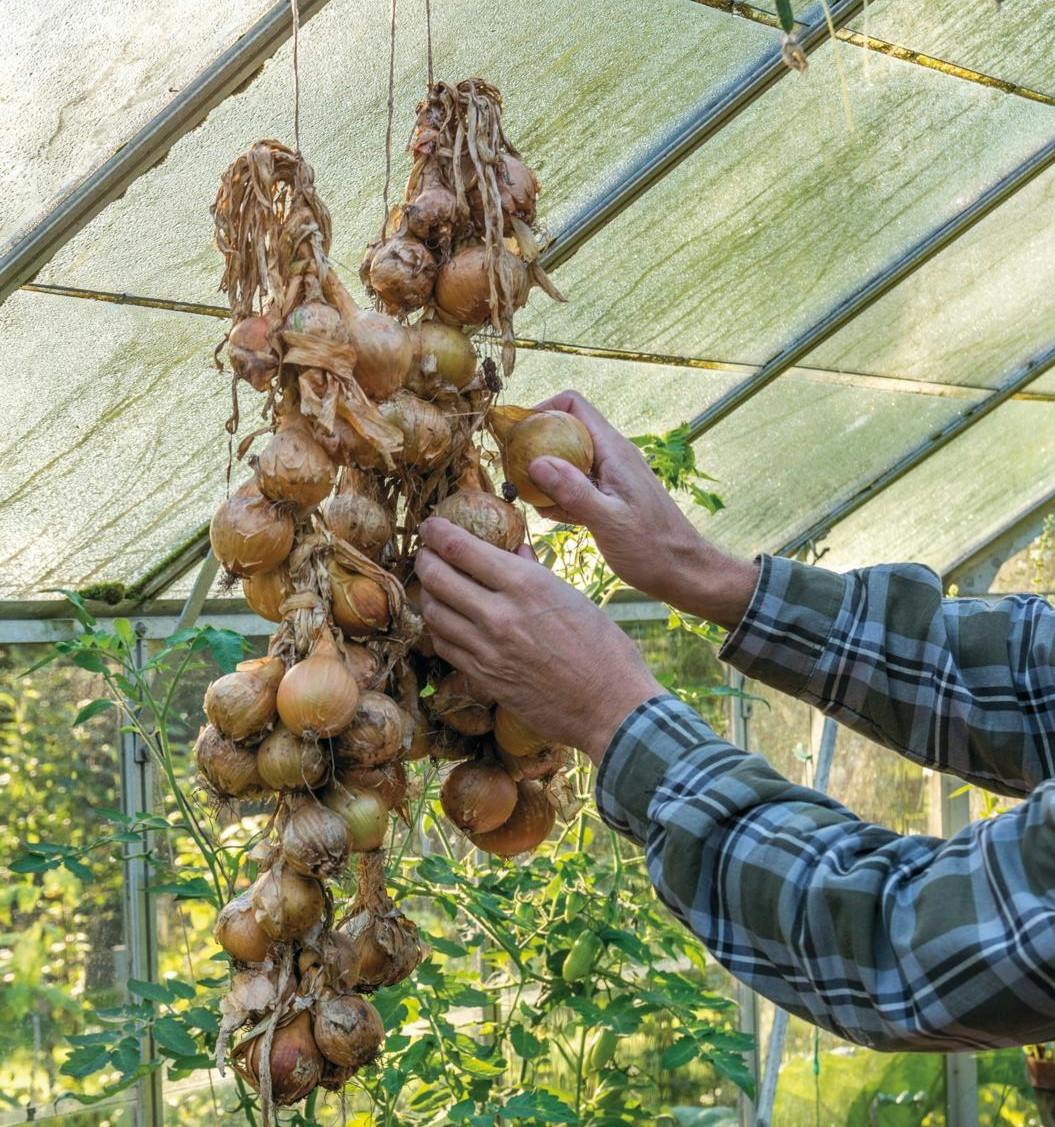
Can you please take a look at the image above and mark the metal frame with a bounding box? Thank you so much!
[0,0,333,306]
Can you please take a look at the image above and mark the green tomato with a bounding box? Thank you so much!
[563,890,585,923]
[561,930,602,983]
[587,1027,618,1070]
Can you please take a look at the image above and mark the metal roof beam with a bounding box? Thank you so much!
[0,0,332,307]
[687,135,1055,441]
[539,0,866,273]
[777,338,1055,558]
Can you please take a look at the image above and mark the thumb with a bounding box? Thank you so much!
[528,456,613,526]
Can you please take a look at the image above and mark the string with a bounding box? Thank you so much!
[425,0,434,87]
[381,0,398,238]
[290,0,302,152]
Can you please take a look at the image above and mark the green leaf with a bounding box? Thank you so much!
[72,651,107,673]
[73,698,115,727]
[200,626,248,674]
[110,1037,143,1075]
[660,1037,698,1070]
[708,1049,756,1097]
[61,1044,112,1079]
[63,856,94,881]
[153,1016,199,1057]
[113,618,135,645]
[500,1089,578,1124]
[509,1024,543,1060]
[775,0,795,33]
[10,854,60,874]
[128,978,174,1004]
[425,933,468,958]
[418,854,457,886]
[163,979,197,1001]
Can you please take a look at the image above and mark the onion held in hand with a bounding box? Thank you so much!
[434,244,529,326]
[469,779,555,857]
[497,409,594,507]
[277,632,360,739]
[195,725,265,798]
[440,759,518,834]
[210,481,295,577]
[238,1010,323,1105]
[204,656,284,743]
[242,564,293,622]
[407,321,477,397]
[432,489,525,552]
[256,414,335,510]
[328,562,390,638]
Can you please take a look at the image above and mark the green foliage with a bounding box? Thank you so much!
[629,425,724,516]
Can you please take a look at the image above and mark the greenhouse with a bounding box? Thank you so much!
[4,0,1055,1122]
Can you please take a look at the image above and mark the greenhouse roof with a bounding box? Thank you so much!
[4,0,1055,608]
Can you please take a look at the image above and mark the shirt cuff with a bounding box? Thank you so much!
[719,553,847,701]
[595,694,725,845]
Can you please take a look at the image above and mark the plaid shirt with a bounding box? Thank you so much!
[596,554,1055,1051]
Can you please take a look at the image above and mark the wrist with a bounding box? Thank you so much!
[581,669,664,767]
[660,537,760,630]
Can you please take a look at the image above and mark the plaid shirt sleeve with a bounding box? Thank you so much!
[719,554,1055,797]
[596,695,1055,1051]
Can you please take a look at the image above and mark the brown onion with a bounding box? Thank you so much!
[238,1010,323,1105]
[379,392,452,471]
[284,300,341,337]
[337,760,407,811]
[441,759,518,834]
[344,643,380,690]
[427,726,473,761]
[256,724,330,791]
[322,491,391,560]
[408,321,477,397]
[210,481,295,578]
[500,409,594,507]
[313,990,384,1069]
[280,797,349,878]
[429,670,494,736]
[336,691,408,766]
[321,784,389,851]
[404,579,435,658]
[215,890,273,963]
[195,724,265,798]
[256,414,335,510]
[367,235,437,318]
[277,632,360,739]
[242,564,293,622]
[404,184,459,244]
[432,489,525,552]
[228,315,278,391]
[434,244,529,326]
[319,1059,357,1091]
[343,308,414,400]
[470,779,555,857]
[204,656,283,743]
[468,154,538,233]
[328,562,390,638]
[498,743,567,782]
[493,706,548,758]
[251,861,326,940]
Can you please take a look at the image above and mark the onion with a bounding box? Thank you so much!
[228,315,278,391]
[337,760,407,811]
[312,990,384,1069]
[322,488,391,560]
[210,480,295,578]
[256,413,335,510]
[404,579,435,657]
[432,489,524,552]
[277,632,360,739]
[404,718,431,760]
[256,724,330,791]
[195,724,265,798]
[319,1059,357,1091]
[204,656,283,743]
[279,796,349,878]
[427,727,473,761]
[499,409,594,507]
[251,860,326,940]
[407,321,477,397]
[344,643,380,690]
[336,691,408,766]
[404,184,459,245]
[429,670,494,736]
[284,300,341,337]
[470,779,555,857]
[242,564,293,622]
[434,244,529,326]
[328,562,390,638]
[215,890,273,963]
[379,392,452,471]
[343,307,413,401]
[321,784,389,851]
[440,759,518,834]
[367,235,437,318]
[497,743,567,782]
[237,1010,323,1106]
[493,706,548,758]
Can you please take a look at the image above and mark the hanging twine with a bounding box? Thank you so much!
[425,0,433,87]
[381,0,398,238]
[290,0,302,152]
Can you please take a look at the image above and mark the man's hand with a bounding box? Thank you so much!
[415,518,662,765]
[527,390,759,630]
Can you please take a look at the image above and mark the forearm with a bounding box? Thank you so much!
[658,536,760,632]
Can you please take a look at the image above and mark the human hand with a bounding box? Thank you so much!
[527,390,758,630]
[414,518,663,765]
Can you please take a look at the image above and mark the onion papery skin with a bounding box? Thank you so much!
[283,300,341,337]
[440,759,518,834]
[256,724,330,791]
[277,634,361,739]
[229,315,278,391]
[470,780,555,857]
[313,991,385,1069]
[404,185,459,245]
[434,244,529,326]
[204,660,282,743]
[336,760,407,811]
[427,726,473,761]
[322,493,391,560]
[195,725,265,798]
[468,153,538,233]
[242,564,293,622]
[368,235,437,318]
[429,670,494,736]
[343,308,414,401]
[279,797,350,878]
[336,691,408,766]
[239,1011,323,1105]
[493,706,548,758]
[432,489,524,552]
[215,890,273,963]
[408,321,477,397]
[379,392,453,471]
[251,861,326,940]
[319,1059,357,1092]
[256,416,335,510]
[210,481,295,577]
[344,643,380,690]
[328,562,391,638]
[404,579,435,657]
[502,410,594,507]
[497,743,567,782]
[321,785,389,851]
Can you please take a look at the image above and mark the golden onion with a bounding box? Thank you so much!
[210,481,295,577]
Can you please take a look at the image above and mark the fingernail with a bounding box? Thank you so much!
[529,457,559,487]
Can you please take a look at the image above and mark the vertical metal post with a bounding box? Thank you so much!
[729,670,760,1126]
[120,621,164,1126]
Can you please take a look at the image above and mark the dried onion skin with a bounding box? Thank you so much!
[469,779,555,857]
[432,489,524,552]
[210,481,295,578]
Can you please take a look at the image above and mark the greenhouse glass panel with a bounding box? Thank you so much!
[32,0,771,303]
[1,0,270,252]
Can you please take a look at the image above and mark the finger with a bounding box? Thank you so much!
[515,541,538,562]
[420,518,523,591]
[419,588,484,654]
[527,457,618,527]
[532,503,580,525]
[431,633,485,681]
[415,547,491,620]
